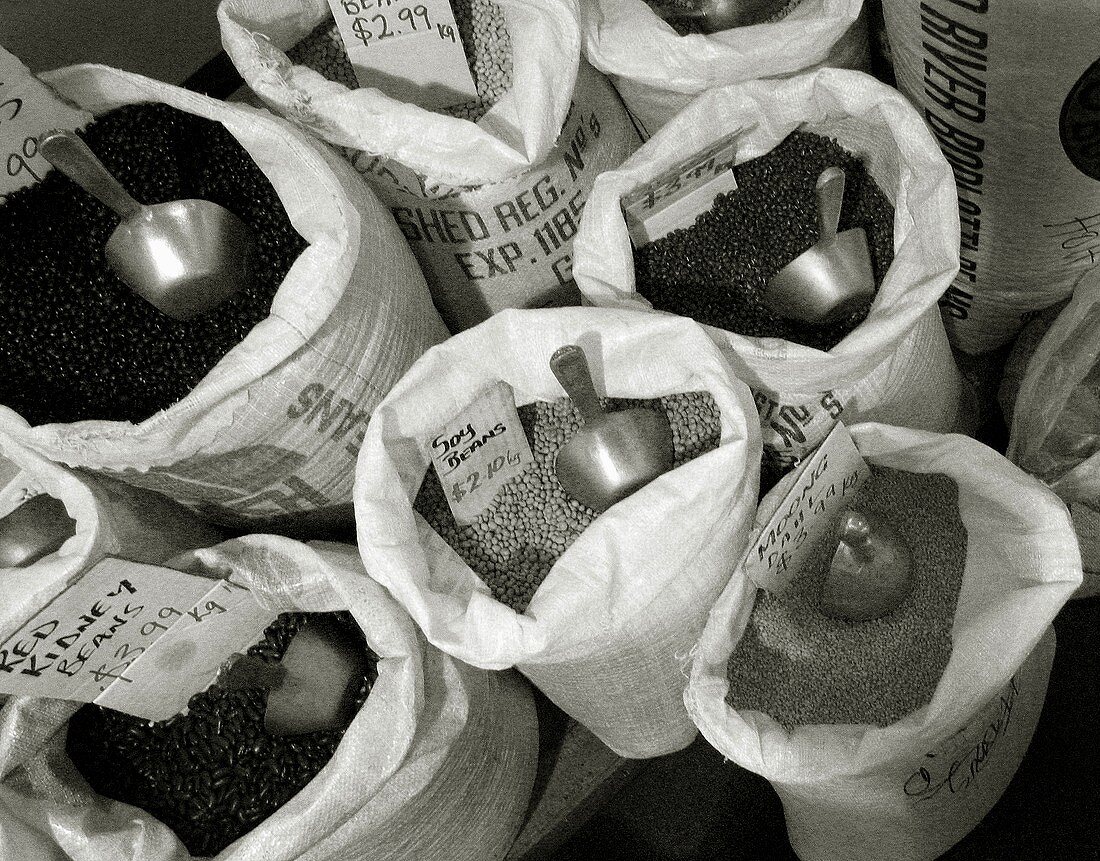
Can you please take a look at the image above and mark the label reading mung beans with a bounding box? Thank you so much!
[427,380,534,525]
[0,557,277,720]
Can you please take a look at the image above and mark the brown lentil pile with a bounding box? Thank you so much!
[287,0,513,123]
[415,391,722,612]
[67,611,378,857]
[634,130,895,352]
[725,467,966,729]
[0,102,306,427]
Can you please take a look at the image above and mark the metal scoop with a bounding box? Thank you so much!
[763,166,876,326]
[660,0,792,32]
[38,128,254,321]
[820,508,911,623]
[0,494,76,569]
[550,344,675,513]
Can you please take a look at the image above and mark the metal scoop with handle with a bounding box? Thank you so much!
[820,508,912,623]
[550,344,675,514]
[0,494,76,569]
[38,128,254,321]
[763,165,876,326]
[659,0,793,32]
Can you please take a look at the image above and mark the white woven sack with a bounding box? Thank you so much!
[581,0,870,138]
[686,423,1082,861]
[0,536,539,861]
[0,64,447,529]
[882,0,1100,354]
[218,0,642,332]
[354,307,761,758]
[573,68,969,466]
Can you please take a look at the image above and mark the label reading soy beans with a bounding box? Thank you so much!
[0,557,277,721]
[0,47,91,200]
[743,421,870,594]
[428,380,534,525]
[327,0,478,110]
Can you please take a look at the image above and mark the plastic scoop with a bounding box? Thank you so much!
[550,344,674,513]
[763,166,876,326]
[820,508,911,623]
[659,0,792,32]
[0,494,76,569]
[38,128,254,321]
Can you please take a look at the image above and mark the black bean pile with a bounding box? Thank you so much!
[0,103,306,426]
[725,467,966,730]
[634,130,895,352]
[67,611,378,857]
[415,392,721,612]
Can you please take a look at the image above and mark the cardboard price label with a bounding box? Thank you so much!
[0,557,277,721]
[742,422,871,594]
[428,381,534,525]
[327,0,479,111]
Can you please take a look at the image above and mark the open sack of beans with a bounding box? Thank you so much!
[354,307,761,757]
[0,64,446,529]
[581,0,869,138]
[218,0,642,332]
[1,534,538,861]
[685,422,1082,861]
[573,67,969,481]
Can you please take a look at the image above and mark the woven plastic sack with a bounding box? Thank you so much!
[882,0,1100,354]
[686,423,1082,861]
[573,68,969,468]
[354,307,761,758]
[0,64,447,529]
[0,535,539,861]
[581,0,870,138]
[218,0,642,332]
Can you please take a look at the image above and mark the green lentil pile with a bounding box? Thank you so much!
[67,611,378,857]
[415,392,722,612]
[287,0,513,123]
[648,0,805,35]
[634,130,895,353]
[0,102,306,427]
[725,467,966,729]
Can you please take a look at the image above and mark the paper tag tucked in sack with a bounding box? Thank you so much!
[0,557,277,721]
[326,0,479,110]
[428,381,534,525]
[742,421,871,594]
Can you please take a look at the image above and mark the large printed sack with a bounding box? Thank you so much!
[219,0,642,333]
[1001,266,1100,600]
[581,0,870,138]
[882,0,1100,354]
[354,307,761,758]
[686,423,1082,861]
[0,64,447,530]
[573,68,969,468]
[0,535,539,861]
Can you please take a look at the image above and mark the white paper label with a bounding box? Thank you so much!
[621,131,740,246]
[743,422,871,594]
[326,0,479,111]
[428,381,534,526]
[0,557,277,721]
[0,47,91,199]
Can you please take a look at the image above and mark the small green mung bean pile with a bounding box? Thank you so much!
[67,611,378,857]
[0,102,306,427]
[725,467,966,730]
[415,391,721,612]
[634,130,895,353]
[287,0,513,123]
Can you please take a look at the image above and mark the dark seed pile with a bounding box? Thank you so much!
[67,611,378,857]
[725,467,966,729]
[415,391,721,612]
[634,130,895,352]
[648,0,805,35]
[0,102,306,426]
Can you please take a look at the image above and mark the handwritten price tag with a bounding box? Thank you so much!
[327,0,479,111]
[742,421,871,594]
[0,47,91,200]
[0,557,277,721]
[428,381,534,526]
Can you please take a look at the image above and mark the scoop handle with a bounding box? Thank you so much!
[550,345,605,424]
[815,166,846,241]
[38,128,143,219]
[838,508,875,563]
